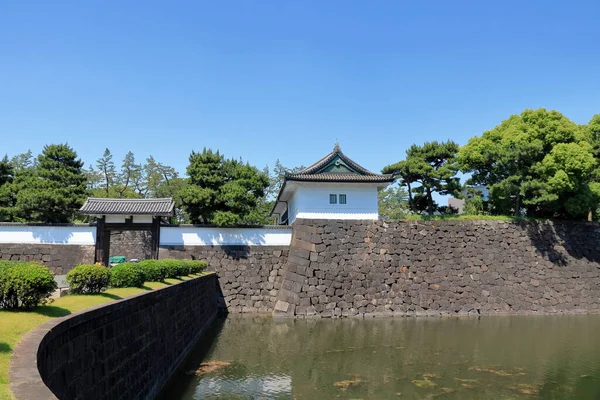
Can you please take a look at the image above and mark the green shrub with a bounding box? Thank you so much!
[185,260,208,274]
[136,260,167,282]
[109,262,144,288]
[66,264,111,294]
[0,261,57,309]
[158,259,187,278]
[0,262,13,308]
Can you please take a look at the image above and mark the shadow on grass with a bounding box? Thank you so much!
[32,305,72,318]
[0,342,11,353]
[95,292,124,300]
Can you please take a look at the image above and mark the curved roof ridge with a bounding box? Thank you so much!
[287,146,392,179]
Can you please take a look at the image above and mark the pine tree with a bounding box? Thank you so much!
[15,144,87,222]
[181,148,269,225]
[0,155,15,221]
[96,148,116,197]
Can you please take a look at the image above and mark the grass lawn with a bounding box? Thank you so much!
[0,274,203,400]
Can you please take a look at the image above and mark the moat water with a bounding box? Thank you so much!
[166,315,600,399]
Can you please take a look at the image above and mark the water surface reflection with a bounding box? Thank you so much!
[166,315,600,399]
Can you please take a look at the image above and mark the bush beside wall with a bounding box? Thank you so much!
[0,261,57,309]
[0,259,208,309]
[109,259,208,288]
[136,260,167,282]
[110,262,145,288]
[66,264,111,294]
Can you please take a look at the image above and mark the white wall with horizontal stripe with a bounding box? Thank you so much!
[0,226,96,245]
[159,227,292,246]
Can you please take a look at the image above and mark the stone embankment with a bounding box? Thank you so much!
[273,219,600,317]
[159,245,288,313]
[10,274,219,400]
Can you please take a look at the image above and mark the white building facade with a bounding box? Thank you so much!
[271,144,394,224]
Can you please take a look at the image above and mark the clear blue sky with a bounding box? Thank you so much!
[1,1,599,178]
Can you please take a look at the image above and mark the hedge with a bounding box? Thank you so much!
[0,261,57,309]
[132,259,208,281]
[135,260,167,282]
[185,260,208,274]
[109,262,145,288]
[0,259,207,309]
[66,264,111,294]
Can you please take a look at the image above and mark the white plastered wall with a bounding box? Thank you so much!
[288,184,379,223]
[0,226,96,245]
[160,227,292,246]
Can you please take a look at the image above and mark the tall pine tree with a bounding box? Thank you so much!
[15,144,87,222]
[181,148,269,225]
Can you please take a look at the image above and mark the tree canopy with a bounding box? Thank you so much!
[181,148,270,226]
[383,140,460,214]
[10,144,87,222]
[458,109,599,219]
[2,109,600,223]
[378,184,409,220]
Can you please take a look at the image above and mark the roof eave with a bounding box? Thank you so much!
[79,211,174,217]
[285,176,394,183]
[269,180,289,217]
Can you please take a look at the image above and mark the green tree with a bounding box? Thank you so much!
[378,184,409,220]
[0,155,14,221]
[382,160,419,212]
[458,109,597,218]
[462,187,485,215]
[10,150,34,171]
[267,159,306,199]
[155,176,188,223]
[116,151,142,198]
[383,140,460,215]
[0,155,13,187]
[14,144,87,222]
[181,148,270,225]
[140,156,178,198]
[95,148,116,197]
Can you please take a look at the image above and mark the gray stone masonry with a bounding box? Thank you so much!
[274,219,600,317]
[10,274,219,400]
[110,230,153,261]
[0,244,94,274]
[159,245,288,313]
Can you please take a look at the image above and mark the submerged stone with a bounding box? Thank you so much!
[333,375,362,390]
[412,379,437,388]
[188,361,231,375]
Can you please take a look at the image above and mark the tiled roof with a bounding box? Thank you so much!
[285,172,394,182]
[270,144,394,217]
[79,198,175,216]
[285,144,394,183]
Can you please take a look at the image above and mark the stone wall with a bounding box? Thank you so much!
[110,230,153,261]
[274,219,600,317]
[0,244,94,274]
[159,245,288,313]
[10,274,219,400]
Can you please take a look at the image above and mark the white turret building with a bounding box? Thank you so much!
[271,144,394,224]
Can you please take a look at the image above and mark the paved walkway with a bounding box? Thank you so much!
[51,274,69,298]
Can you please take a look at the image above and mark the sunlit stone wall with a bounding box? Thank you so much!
[274,219,600,317]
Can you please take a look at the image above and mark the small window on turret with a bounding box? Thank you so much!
[329,194,337,204]
[339,194,347,204]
